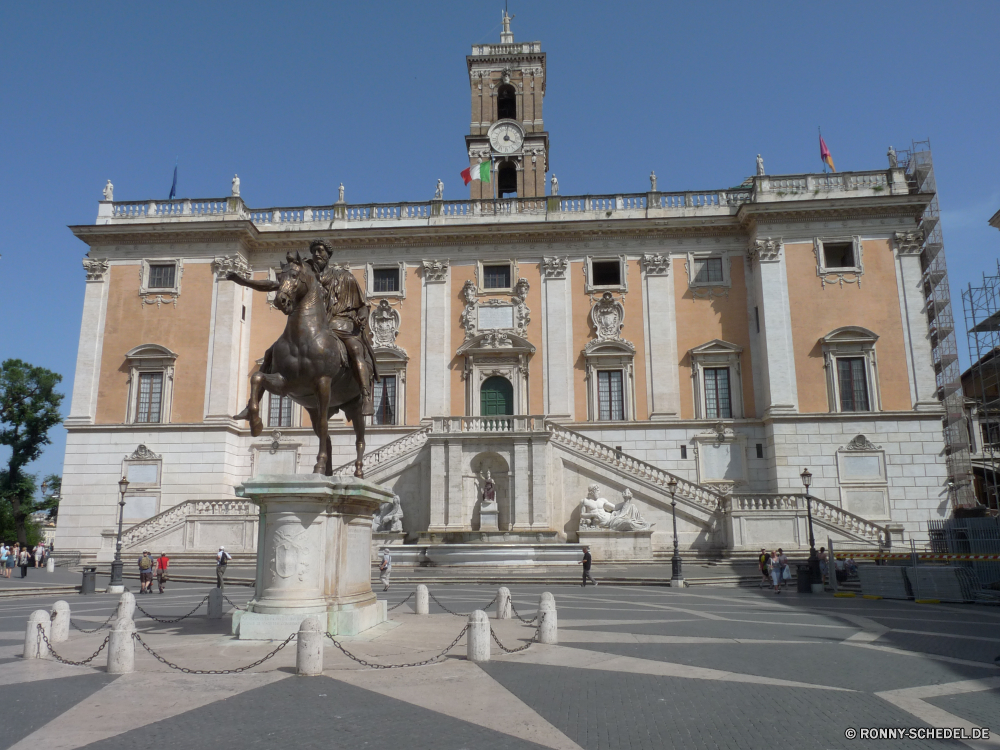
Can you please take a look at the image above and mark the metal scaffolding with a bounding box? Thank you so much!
[961,262,1000,511]
[897,140,976,507]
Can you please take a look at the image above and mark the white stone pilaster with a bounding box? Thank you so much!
[641,254,679,419]
[66,259,111,426]
[511,438,531,529]
[530,437,548,528]
[204,257,250,421]
[541,257,574,419]
[748,239,798,416]
[894,233,941,411]
[421,260,451,417]
[428,440,447,530]
[447,439,464,529]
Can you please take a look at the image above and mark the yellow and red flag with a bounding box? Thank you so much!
[819,135,836,172]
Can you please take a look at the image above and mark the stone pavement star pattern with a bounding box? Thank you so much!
[1,583,999,749]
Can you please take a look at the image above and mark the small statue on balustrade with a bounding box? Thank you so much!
[434,179,444,200]
[338,183,345,203]
[232,174,240,198]
[649,171,657,192]
[103,180,113,202]
[550,174,559,196]
[887,146,897,169]
[756,154,765,176]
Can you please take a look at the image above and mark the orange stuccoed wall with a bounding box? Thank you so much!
[96,262,213,424]
[785,239,911,413]
[673,256,755,420]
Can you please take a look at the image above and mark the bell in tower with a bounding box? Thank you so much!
[465,13,549,200]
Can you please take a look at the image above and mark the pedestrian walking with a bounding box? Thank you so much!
[581,545,598,587]
[34,544,44,569]
[216,546,232,589]
[0,543,8,579]
[5,544,17,578]
[769,550,782,593]
[758,547,770,588]
[378,548,391,591]
[18,546,30,578]
[138,550,154,593]
[777,548,790,590]
[156,552,170,594]
[817,547,828,583]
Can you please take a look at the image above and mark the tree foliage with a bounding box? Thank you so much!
[0,359,63,544]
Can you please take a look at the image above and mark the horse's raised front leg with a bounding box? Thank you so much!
[343,396,366,479]
[243,371,288,437]
[312,376,332,475]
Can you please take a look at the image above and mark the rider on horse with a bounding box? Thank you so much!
[232,239,377,417]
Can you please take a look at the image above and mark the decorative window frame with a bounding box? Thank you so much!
[689,340,744,419]
[584,255,628,294]
[476,259,519,294]
[835,434,890,520]
[813,236,864,289]
[686,252,732,288]
[123,344,178,424]
[821,327,881,413]
[121,444,162,523]
[139,259,183,307]
[584,344,636,422]
[457,333,534,417]
[365,261,406,299]
[370,298,408,426]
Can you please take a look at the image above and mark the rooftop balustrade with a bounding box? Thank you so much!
[95,168,913,229]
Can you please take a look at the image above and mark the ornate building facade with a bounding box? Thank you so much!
[57,21,958,562]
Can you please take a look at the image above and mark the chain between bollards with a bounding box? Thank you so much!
[132,631,294,674]
[134,595,210,624]
[387,592,414,612]
[428,592,498,617]
[489,612,545,654]
[70,610,117,634]
[37,624,110,667]
[509,601,537,625]
[223,595,246,611]
[324,624,469,669]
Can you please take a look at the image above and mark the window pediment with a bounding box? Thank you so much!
[458,331,535,356]
[821,326,879,348]
[124,344,178,367]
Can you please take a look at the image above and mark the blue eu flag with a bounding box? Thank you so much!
[168,164,178,200]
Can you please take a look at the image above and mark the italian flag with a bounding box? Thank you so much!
[461,161,491,185]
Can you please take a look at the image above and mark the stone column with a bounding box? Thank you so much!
[204,256,250,422]
[530,436,549,529]
[107,618,135,674]
[116,591,136,622]
[538,592,557,644]
[496,587,511,619]
[421,260,451,418]
[427,439,448,531]
[23,610,51,659]
[415,584,429,615]
[65,259,111,426]
[641,254,680,419]
[208,588,224,619]
[467,610,490,662]
[446,439,464,530]
[894,232,942,411]
[51,601,70,642]
[511,438,531,530]
[540,257,574,419]
[296,616,325,676]
[748,239,799,416]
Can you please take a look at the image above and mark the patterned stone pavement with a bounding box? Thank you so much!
[1,582,998,749]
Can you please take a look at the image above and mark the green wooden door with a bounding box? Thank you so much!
[480,376,514,416]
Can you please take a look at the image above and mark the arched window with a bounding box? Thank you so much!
[497,161,517,197]
[480,376,514,416]
[497,84,516,120]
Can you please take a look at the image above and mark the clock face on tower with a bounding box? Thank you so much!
[488,121,524,154]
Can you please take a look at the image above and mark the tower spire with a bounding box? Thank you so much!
[501,6,514,43]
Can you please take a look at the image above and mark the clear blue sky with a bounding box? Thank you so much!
[1,1,998,485]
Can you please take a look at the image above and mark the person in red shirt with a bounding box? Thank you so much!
[156,552,170,594]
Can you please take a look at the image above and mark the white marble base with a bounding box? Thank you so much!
[479,506,499,531]
[577,529,654,561]
[234,474,392,641]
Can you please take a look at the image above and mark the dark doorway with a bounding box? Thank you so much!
[497,161,517,197]
[497,84,516,120]
[480,376,514,416]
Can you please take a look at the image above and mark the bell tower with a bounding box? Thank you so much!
[465,11,548,200]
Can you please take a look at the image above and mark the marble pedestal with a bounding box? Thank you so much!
[479,504,499,531]
[232,474,393,640]
[577,529,654,561]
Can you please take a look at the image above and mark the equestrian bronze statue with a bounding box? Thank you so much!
[226,240,377,477]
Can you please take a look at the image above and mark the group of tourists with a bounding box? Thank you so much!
[0,542,49,579]
[758,548,791,593]
[137,550,170,594]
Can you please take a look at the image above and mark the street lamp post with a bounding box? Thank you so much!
[800,467,822,593]
[667,477,684,587]
[108,476,129,593]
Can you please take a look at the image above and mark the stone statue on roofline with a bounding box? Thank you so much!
[550,174,559,196]
[434,179,443,200]
[756,154,765,176]
[650,171,657,192]
[337,183,345,203]
[231,174,240,198]
[103,180,113,202]
[579,484,652,532]
[887,146,897,169]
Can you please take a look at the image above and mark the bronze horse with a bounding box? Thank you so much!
[226,254,372,477]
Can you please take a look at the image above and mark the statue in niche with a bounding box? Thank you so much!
[103,180,113,202]
[579,485,652,532]
[756,154,765,176]
[480,471,497,508]
[550,174,559,196]
[232,174,240,197]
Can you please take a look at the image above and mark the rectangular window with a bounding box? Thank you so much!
[482,264,511,290]
[981,421,1000,447]
[693,258,724,284]
[136,373,163,423]
[703,367,732,419]
[267,394,293,427]
[591,260,622,287]
[597,370,625,421]
[680,445,687,459]
[837,357,870,411]
[373,375,397,425]
[823,242,855,269]
[373,267,400,293]
[756,443,764,459]
[148,264,176,290]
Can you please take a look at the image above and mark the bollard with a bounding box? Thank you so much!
[538,591,557,645]
[107,617,135,674]
[116,591,136,623]
[208,588,224,619]
[467,610,490,663]
[23,610,51,659]
[296,617,325,676]
[46,557,55,573]
[51,601,71,643]
[496,587,511,620]
[415,584,429,615]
